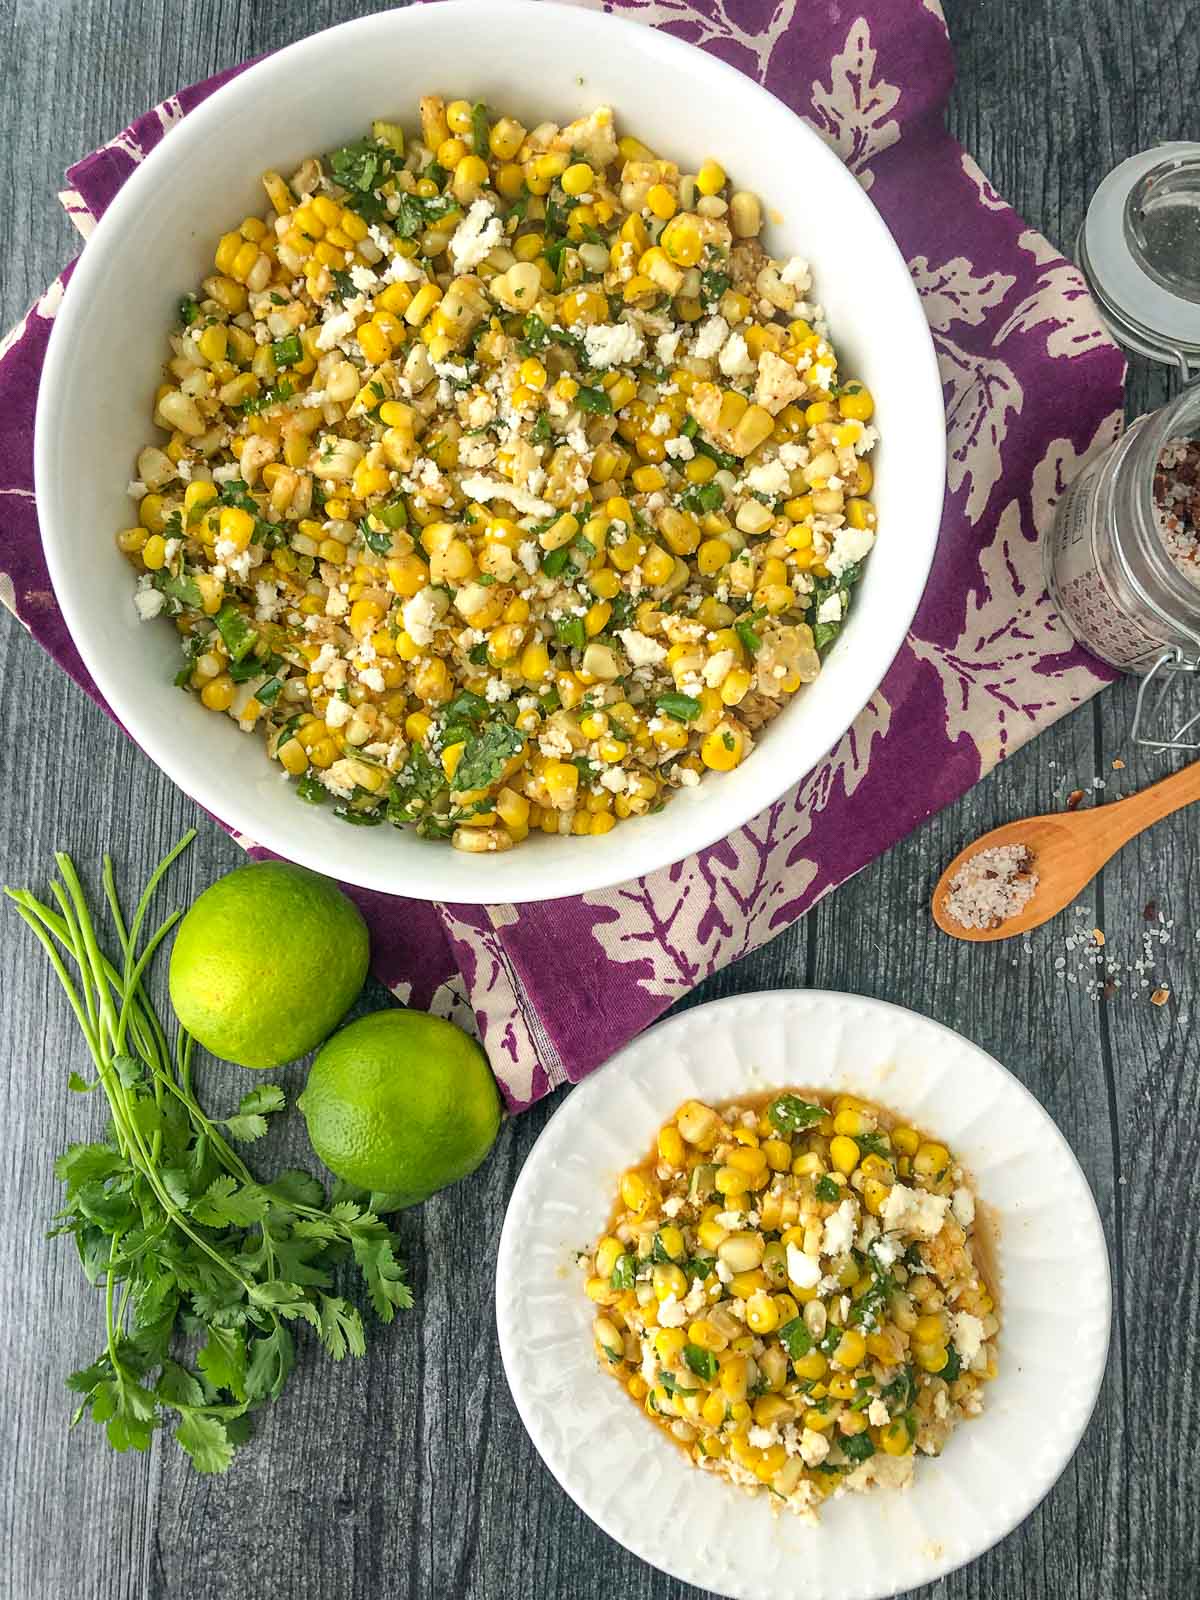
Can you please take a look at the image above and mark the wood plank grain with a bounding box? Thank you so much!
[3,0,1199,1595]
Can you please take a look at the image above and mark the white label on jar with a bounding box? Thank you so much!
[1051,473,1170,669]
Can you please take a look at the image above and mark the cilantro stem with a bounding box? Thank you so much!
[13,852,260,1299]
[104,1231,124,1370]
[8,831,412,1471]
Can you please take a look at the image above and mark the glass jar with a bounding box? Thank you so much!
[1045,385,1200,747]
[1078,143,1200,377]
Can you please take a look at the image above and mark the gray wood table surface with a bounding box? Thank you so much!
[2,1,1198,1596]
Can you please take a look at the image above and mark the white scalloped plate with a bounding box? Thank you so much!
[495,991,1111,1600]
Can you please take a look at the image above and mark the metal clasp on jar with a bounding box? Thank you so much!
[1132,646,1200,750]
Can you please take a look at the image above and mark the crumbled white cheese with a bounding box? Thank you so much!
[311,642,339,675]
[656,1294,688,1328]
[677,768,700,787]
[718,331,754,378]
[582,321,645,368]
[538,726,575,759]
[747,1427,776,1450]
[683,1280,707,1316]
[484,678,512,703]
[316,300,364,351]
[826,525,876,579]
[133,585,164,621]
[745,459,791,497]
[617,628,667,667]
[951,1311,985,1365]
[703,649,735,687]
[254,579,282,621]
[448,199,503,272]
[867,1398,890,1428]
[516,540,541,575]
[881,1183,951,1238]
[402,586,447,646]
[798,1428,829,1467]
[359,666,385,693]
[952,1186,976,1228]
[457,435,496,469]
[458,475,553,517]
[655,330,681,365]
[692,315,729,360]
[780,255,812,290]
[816,592,843,625]
[324,698,352,729]
[466,391,496,428]
[821,1198,858,1258]
[385,251,426,284]
[661,1194,685,1218]
[349,264,378,293]
[871,1236,900,1270]
[786,1242,821,1289]
[664,436,695,461]
[755,350,806,414]
[598,767,628,793]
[126,479,147,499]
[322,657,349,692]
[778,441,810,469]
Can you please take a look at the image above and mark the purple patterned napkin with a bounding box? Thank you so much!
[0,0,1125,1109]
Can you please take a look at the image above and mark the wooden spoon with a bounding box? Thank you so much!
[932,760,1200,941]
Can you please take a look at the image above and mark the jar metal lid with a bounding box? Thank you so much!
[1080,142,1200,376]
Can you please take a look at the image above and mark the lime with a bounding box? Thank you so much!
[297,1009,501,1205]
[169,861,369,1069]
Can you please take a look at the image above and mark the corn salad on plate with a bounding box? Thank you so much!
[495,991,1110,1600]
[117,97,879,853]
[583,1089,999,1521]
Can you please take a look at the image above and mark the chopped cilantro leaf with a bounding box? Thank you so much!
[609,1252,635,1290]
[655,692,701,722]
[768,1094,828,1134]
[453,720,524,792]
[213,605,258,663]
[683,1345,718,1382]
[678,481,724,514]
[575,385,612,415]
[842,1432,876,1462]
[778,1318,814,1359]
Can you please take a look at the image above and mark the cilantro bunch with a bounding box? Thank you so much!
[5,833,412,1474]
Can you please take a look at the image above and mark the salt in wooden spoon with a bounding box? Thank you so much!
[932,759,1200,941]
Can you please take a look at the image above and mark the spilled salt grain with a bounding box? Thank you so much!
[944,844,1038,931]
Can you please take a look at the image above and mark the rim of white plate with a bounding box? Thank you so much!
[495,991,1111,1600]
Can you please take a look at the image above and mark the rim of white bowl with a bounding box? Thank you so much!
[36,1,946,903]
[495,990,1112,1600]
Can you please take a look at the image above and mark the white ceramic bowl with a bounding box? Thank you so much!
[496,992,1111,1600]
[36,1,944,903]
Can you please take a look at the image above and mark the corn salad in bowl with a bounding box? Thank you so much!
[117,96,878,853]
[583,1090,999,1522]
